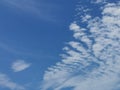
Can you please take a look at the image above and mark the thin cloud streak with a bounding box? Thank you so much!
[1,0,59,22]
[0,42,58,61]
[0,42,36,56]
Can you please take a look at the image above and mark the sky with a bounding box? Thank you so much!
[0,0,120,90]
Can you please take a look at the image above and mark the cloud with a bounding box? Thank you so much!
[92,0,107,3]
[12,60,31,72]
[1,0,58,22]
[0,42,30,55]
[41,1,120,90]
[0,73,25,90]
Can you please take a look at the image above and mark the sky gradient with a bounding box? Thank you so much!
[0,0,120,90]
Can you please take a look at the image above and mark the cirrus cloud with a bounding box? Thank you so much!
[0,0,59,22]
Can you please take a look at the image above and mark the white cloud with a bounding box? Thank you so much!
[81,14,91,22]
[41,1,120,90]
[91,0,107,4]
[69,23,81,32]
[0,73,25,90]
[12,60,31,72]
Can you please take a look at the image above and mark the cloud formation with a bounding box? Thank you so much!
[0,73,25,90]
[12,60,31,72]
[41,0,120,90]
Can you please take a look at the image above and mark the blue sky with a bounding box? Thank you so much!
[0,0,120,90]
[0,0,77,90]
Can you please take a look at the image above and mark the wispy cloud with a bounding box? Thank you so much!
[0,42,27,55]
[12,60,31,72]
[0,42,38,57]
[0,73,25,90]
[1,0,59,22]
[41,0,120,90]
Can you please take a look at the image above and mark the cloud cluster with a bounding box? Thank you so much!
[41,0,120,90]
